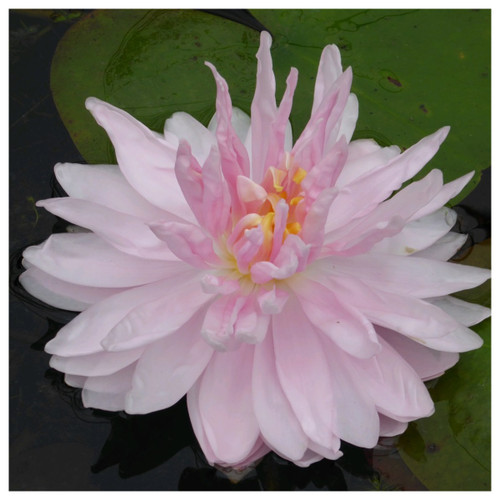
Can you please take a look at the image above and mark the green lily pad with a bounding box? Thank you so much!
[398,240,491,491]
[51,9,490,204]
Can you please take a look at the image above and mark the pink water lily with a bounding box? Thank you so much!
[21,32,490,469]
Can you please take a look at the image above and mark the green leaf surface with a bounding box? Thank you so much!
[398,240,491,491]
[51,9,490,204]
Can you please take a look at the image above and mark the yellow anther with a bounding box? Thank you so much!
[261,212,275,235]
[270,167,286,193]
[292,167,307,185]
[289,196,303,206]
[286,221,302,235]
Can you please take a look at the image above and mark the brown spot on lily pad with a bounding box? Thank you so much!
[387,76,402,87]
[419,104,428,113]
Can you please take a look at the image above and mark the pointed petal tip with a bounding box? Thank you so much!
[260,31,272,46]
[204,60,215,72]
[437,125,451,142]
[85,96,104,111]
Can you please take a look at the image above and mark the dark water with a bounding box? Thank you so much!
[9,10,490,491]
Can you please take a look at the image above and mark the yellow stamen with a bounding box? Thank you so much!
[270,167,287,193]
[289,196,303,206]
[292,167,307,185]
[286,221,302,235]
[261,212,275,236]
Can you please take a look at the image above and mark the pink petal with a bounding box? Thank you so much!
[349,337,435,421]
[81,363,136,411]
[164,111,215,164]
[208,107,252,147]
[269,199,289,261]
[85,97,194,222]
[205,62,250,211]
[83,362,136,397]
[411,171,474,221]
[23,233,184,288]
[326,273,483,352]
[378,415,408,437]
[306,440,343,462]
[413,231,468,261]
[19,266,124,311]
[293,69,352,169]
[236,175,267,204]
[334,93,358,144]
[235,306,270,345]
[186,379,219,465]
[289,277,381,359]
[252,331,309,461]
[174,141,231,237]
[319,334,380,448]
[65,374,86,389]
[150,220,219,268]
[250,234,310,284]
[229,439,270,470]
[200,273,240,295]
[202,293,270,346]
[272,296,335,448]
[250,31,277,183]
[323,252,491,298]
[256,285,289,314]
[336,140,400,188]
[326,127,450,233]
[54,163,169,221]
[232,226,265,274]
[425,296,491,327]
[326,169,444,254]
[370,207,458,256]
[44,271,197,356]
[200,146,231,237]
[311,44,343,115]
[300,188,338,260]
[37,197,174,261]
[301,137,347,205]
[101,274,211,351]
[378,326,459,381]
[82,390,128,412]
[125,307,213,413]
[49,347,143,377]
[197,343,260,464]
[264,68,298,169]
[327,274,462,340]
[293,450,323,467]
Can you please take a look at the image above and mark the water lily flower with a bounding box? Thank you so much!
[21,32,490,469]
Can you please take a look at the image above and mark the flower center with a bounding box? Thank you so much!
[216,154,308,282]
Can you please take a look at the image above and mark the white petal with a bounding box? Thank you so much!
[252,330,308,461]
[23,233,184,288]
[125,307,213,413]
[272,296,335,448]
[19,266,121,311]
[197,344,260,464]
[164,111,215,164]
[54,163,169,221]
